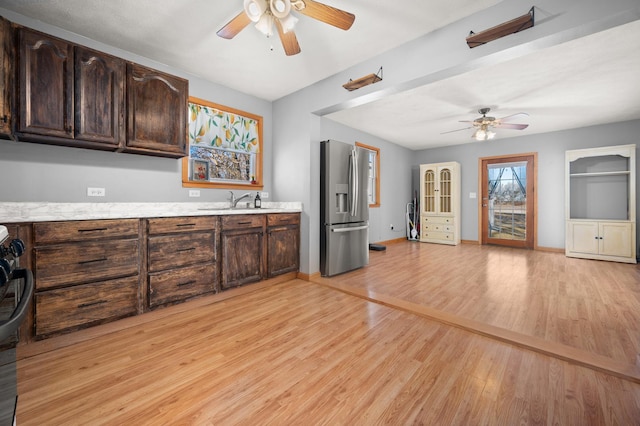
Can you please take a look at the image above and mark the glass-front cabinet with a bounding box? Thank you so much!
[565,144,636,263]
[419,162,460,245]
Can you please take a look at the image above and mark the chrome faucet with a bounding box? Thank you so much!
[229,191,252,208]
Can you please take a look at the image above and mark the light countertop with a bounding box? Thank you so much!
[0,202,303,223]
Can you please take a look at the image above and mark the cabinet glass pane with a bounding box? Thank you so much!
[424,170,435,213]
[570,174,629,220]
[440,168,452,213]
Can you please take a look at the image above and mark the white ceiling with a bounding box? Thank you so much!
[1,0,639,150]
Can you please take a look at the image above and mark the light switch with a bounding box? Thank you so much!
[469,192,477,199]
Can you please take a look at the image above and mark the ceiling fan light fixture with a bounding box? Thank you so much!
[244,0,268,22]
[270,0,291,19]
[279,13,298,33]
[255,12,275,37]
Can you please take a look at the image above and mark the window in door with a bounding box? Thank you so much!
[480,153,536,249]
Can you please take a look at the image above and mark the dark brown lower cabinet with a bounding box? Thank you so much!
[267,213,300,277]
[35,275,138,339]
[146,216,218,309]
[220,215,266,290]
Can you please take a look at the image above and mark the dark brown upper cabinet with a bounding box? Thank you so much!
[124,63,188,158]
[15,27,125,151]
[0,17,13,140]
[74,46,125,148]
[16,27,74,141]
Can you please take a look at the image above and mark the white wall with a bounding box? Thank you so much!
[411,120,640,250]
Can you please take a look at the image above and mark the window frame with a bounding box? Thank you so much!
[356,141,380,208]
[182,96,263,190]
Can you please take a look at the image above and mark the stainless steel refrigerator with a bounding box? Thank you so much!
[320,140,369,276]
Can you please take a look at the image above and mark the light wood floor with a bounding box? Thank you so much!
[16,243,640,424]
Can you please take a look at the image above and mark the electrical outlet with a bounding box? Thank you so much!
[188,189,201,197]
[87,187,105,197]
[261,191,269,199]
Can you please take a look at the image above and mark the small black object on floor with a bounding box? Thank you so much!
[369,243,386,251]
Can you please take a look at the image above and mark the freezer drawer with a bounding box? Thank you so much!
[321,223,369,277]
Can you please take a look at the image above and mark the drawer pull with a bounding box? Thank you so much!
[176,223,196,227]
[177,280,196,287]
[78,300,107,309]
[78,257,107,265]
[78,227,108,233]
[237,221,253,225]
[177,247,196,253]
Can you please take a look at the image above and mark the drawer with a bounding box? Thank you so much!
[147,216,218,235]
[34,219,140,244]
[148,232,216,272]
[421,231,454,241]
[148,263,216,308]
[35,239,140,290]
[221,214,265,230]
[35,276,139,338]
[423,224,454,233]
[267,213,300,227]
[422,216,454,225]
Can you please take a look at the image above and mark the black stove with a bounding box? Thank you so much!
[0,225,33,426]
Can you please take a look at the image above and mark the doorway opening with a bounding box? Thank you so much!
[479,153,537,248]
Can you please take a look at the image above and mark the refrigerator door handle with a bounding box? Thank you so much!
[331,225,369,233]
[349,147,359,217]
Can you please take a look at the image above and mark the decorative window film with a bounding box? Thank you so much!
[182,97,263,189]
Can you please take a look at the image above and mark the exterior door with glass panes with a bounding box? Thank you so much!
[481,154,535,248]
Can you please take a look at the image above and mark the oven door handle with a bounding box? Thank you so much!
[0,269,34,342]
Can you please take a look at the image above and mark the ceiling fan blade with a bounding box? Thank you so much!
[494,123,529,130]
[217,11,251,39]
[441,126,473,135]
[276,20,301,56]
[497,112,529,123]
[295,0,355,30]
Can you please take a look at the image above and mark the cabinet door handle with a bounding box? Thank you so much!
[78,227,108,233]
[78,300,107,309]
[177,280,196,287]
[78,257,107,265]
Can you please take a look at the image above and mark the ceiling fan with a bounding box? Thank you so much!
[217,0,355,56]
[443,108,529,140]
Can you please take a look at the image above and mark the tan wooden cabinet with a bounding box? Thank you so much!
[565,144,636,263]
[146,216,218,308]
[124,63,188,158]
[266,213,300,277]
[220,214,265,289]
[419,162,461,245]
[33,219,141,339]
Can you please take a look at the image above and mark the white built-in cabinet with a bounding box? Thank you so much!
[565,144,636,263]
[419,162,461,245]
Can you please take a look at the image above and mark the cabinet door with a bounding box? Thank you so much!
[267,225,299,277]
[599,222,633,258]
[74,46,125,147]
[422,166,436,214]
[221,229,263,289]
[17,27,73,138]
[438,166,453,214]
[125,63,187,158]
[567,221,598,254]
[0,17,12,139]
